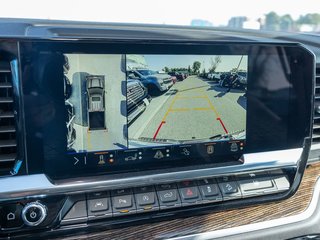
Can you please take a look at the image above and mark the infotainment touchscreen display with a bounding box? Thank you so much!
[65,54,247,154]
[21,42,313,178]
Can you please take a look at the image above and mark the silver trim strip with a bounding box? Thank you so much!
[0,148,302,200]
[169,175,320,240]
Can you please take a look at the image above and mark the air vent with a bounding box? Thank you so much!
[0,61,17,176]
[313,65,320,144]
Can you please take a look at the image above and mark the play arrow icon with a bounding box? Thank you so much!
[74,157,80,165]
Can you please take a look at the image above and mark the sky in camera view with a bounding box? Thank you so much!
[144,55,247,72]
[1,0,319,26]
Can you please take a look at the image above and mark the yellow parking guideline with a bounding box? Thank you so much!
[205,95,220,117]
[162,92,179,121]
[162,111,170,121]
[168,93,179,109]
[162,88,220,121]
[170,108,190,112]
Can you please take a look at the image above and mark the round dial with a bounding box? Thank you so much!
[22,202,47,227]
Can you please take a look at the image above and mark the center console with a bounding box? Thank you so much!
[0,21,315,239]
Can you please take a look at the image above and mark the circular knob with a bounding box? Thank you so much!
[22,202,47,227]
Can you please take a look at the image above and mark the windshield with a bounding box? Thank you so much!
[2,0,320,33]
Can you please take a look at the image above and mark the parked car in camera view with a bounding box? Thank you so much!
[127,69,173,95]
[127,79,150,124]
[168,71,185,81]
[207,72,222,81]
[220,72,247,89]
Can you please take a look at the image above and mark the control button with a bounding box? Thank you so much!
[179,187,199,200]
[88,197,112,219]
[206,145,215,154]
[175,145,194,158]
[154,150,165,159]
[156,183,177,191]
[218,181,242,200]
[135,192,155,206]
[178,180,197,188]
[157,189,181,209]
[273,175,290,191]
[146,148,170,160]
[179,187,202,205]
[180,147,191,156]
[134,186,159,212]
[239,177,276,197]
[88,198,109,212]
[112,195,136,215]
[135,192,159,212]
[240,177,273,191]
[87,151,116,167]
[197,178,216,185]
[199,184,222,202]
[158,190,178,203]
[269,170,290,191]
[112,195,133,209]
[22,202,47,227]
[118,150,143,162]
[112,188,133,196]
[0,204,23,229]
[219,182,238,194]
[230,142,239,152]
[134,186,155,193]
[63,201,87,220]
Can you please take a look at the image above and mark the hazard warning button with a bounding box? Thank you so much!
[178,186,202,205]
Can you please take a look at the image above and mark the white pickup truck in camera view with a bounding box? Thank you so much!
[86,75,106,130]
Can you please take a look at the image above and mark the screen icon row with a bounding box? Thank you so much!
[67,141,245,169]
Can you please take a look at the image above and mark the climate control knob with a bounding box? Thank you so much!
[22,202,47,227]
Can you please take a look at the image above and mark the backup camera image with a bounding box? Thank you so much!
[127,54,247,147]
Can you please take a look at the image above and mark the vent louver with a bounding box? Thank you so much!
[0,61,17,176]
[313,65,320,144]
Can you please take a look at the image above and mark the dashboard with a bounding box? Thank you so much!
[0,19,318,240]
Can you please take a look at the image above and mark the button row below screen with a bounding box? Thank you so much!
[61,171,290,224]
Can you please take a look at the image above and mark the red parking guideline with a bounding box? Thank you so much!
[153,121,166,140]
[217,118,228,134]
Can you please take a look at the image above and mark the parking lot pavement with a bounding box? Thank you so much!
[128,76,246,143]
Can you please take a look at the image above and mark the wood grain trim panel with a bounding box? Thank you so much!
[52,163,320,240]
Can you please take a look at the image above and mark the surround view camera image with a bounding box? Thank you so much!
[64,54,247,153]
[127,54,247,147]
[64,54,127,152]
